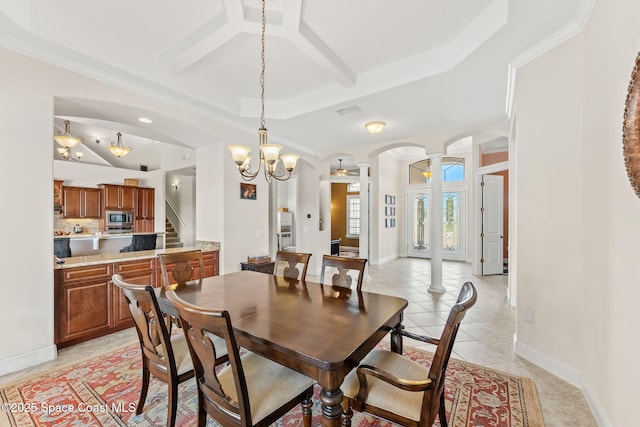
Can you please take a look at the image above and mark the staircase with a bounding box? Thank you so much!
[165,218,184,249]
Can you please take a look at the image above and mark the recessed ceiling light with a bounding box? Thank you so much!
[138,117,152,124]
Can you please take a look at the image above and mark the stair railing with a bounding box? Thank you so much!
[165,197,192,246]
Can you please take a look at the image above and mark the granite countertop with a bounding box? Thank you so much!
[55,240,220,269]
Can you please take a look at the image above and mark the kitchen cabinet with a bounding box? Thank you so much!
[62,186,101,219]
[55,250,218,347]
[112,258,157,329]
[54,263,113,346]
[54,180,64,209]
[100,184,135,211]
[134,187,155,232]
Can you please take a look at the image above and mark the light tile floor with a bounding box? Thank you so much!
[354,258,598,427]
[1,258,598,426]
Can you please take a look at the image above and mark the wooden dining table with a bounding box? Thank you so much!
[156,270,408,427]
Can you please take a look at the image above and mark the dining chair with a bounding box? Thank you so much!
[273,250,312,280]
[319,254,368,292]
[158,249,204,288]
[165,289,315,427]
[340,281,478,427]
[111,274,194,427]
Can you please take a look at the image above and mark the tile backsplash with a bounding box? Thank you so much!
[54,212,99,234]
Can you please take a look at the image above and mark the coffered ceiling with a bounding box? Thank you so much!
[0,0,591,171]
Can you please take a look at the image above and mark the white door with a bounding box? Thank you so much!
[407,186,466,260]
[481,174,504,275]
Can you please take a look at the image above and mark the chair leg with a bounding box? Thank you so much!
[301,389,313,427]
[341,396,353,427]
[439,391,448,427]
[197,389,207,427]
[166,380,179,427]
[136,361,150,415]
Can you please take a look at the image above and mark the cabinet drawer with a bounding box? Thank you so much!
[114,258,156,275]
[61,264,113,283]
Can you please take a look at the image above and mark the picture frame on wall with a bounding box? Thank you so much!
[240,183,257,200]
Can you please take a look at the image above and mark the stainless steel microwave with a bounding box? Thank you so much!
[105,210,133,227]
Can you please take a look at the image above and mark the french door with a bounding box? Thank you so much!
[407,185,466,261]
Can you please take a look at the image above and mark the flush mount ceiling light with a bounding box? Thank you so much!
[365,121,386,134]
[138,117,152,124]
[109,132,132,157]
[227,0,299,183]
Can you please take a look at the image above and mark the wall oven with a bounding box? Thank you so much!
[105,210,133,233]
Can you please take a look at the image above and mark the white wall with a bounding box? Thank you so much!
[374,152,402,264]
[221,147,270,274]
[0,48,57,371]
[513,0,640,424]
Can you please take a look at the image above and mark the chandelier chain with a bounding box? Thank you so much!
[260,0,266,129]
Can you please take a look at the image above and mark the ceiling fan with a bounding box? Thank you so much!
[331,159,360,176]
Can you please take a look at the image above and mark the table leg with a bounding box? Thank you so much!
[390,322,403,354]
[319,387,343,427]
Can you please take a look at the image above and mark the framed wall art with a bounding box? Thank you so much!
[240,183,257,200]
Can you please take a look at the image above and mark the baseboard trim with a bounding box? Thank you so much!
[0,345,57,377]
[515,339,611,427]
[372,254,398,265]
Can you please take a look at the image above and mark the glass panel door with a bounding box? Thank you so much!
[407,186,466,260]
[407,189,429,258]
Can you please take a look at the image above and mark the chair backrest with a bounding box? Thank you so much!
[319,255,368,292]
[120,234,157,253]
[424,281,477,424]
[54,237,72,258]
[158,249,204,288]
[111,274,177,377]
[165,290,253,425]
[273,251,312,280]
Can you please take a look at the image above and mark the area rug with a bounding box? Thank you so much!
[0,343,543,427]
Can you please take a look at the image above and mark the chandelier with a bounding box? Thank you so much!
[335,159,347,176]
[228,0,299,183]
[55,120,84,161]
[109,132,132,157]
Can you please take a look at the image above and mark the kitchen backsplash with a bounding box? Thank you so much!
[54,212,99,235]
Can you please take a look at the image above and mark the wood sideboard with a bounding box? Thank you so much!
[54,249,219,348]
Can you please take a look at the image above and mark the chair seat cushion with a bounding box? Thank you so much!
[156,334,194,375]
[342,349,429,422]
[217,351,315,424]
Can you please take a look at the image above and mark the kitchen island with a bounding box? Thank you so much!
[54,241,220,347]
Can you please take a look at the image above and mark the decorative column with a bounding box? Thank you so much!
[428,154,445,294]
[357,162,370,262]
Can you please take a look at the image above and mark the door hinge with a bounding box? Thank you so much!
[480,258,484,263]
[481,181,485,186]
[480,207,484,212]
[480,233,484,238]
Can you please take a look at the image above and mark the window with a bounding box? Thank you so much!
[347,182,360,192]
[346,195,360,238]
[408,157,465,184]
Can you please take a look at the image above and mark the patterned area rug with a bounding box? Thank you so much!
[0,343,543,427]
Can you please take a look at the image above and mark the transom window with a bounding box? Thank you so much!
[409,157,465,184]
